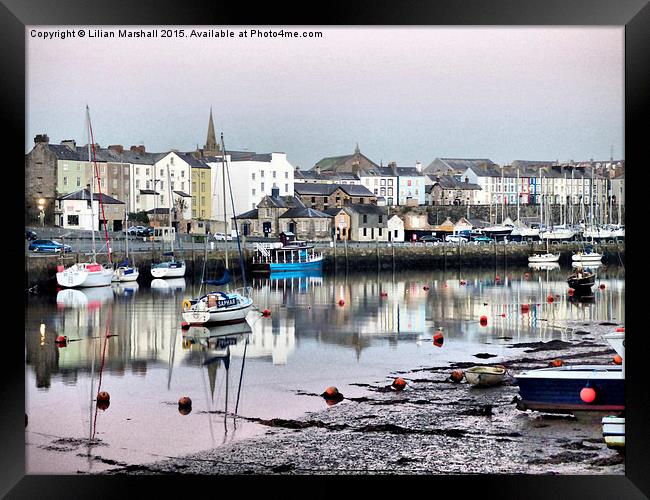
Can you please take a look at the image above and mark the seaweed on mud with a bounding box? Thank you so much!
[459,405,493,416]
[474,353,498,359]
[527,451,598,465]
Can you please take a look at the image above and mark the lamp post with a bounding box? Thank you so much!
[37,198,45,227]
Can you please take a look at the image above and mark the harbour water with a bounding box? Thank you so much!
[25,264,624,474]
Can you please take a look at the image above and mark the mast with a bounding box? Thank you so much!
[618,184,622,225]
[221,150,229,268]
[501,166,505,224]
[166,163,174,253]
[86,108,97,261]
[516,168,520,222]
[87,106,112,264]
[221,133,247,289]
[540,173,544,230]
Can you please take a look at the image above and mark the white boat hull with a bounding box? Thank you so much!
[528,253,560,263]
[151,262,186,278]
[540,230,575,240]
[112,267,140,282]
[56,265,114,288]
[182,300,253,325]
[572,253,602,262]
[602,416,625,449]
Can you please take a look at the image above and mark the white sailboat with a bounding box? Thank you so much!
[56,106,114,288]
[150,164,186,278]
[528,238,560,263]
[112,220,139,282]
[182,133,253,325]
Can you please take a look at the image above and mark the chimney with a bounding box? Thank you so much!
[271,186,280,197]
[315,165,321,175]
[295,165,300,172]
[108,144,124,154]
[61,139,76,151]
[415,161,422,172]
[34,134,49,144]
[130,145,145,155]
[465,176,469,183]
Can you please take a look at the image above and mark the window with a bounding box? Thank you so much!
[192,182,196,191]
[363,227,367,236]
[252,189,256,196]
[374,189,378,194]
[363,215,367,223]
[378,215,383,223]
[201,196,205,205]
[76,178,81,187]
[136,195,140,203]
[323,197,328,203]
[160,169,164,177]
[136,167,140,175]
[261,171,265,178]
[160,181,164,190]
[388,188,393,196]
[63,177,67,186]
[181,182,185,191]
[285,172,288,179]
[359,198,364,204]
[146,168,150,176]
[379,228,383,236]
[374,179,378,185]
[181,170,185,178]
[252,172,256,180]
[381,179,386,186]
[261,182,265,190]
[285,184,288,192]
[311,197,316,203]
[161,195,164,204]
[388,179,393,186]
[170,156,174,165]
[63,164,68,171]
[136,180,140,188]
[407,180,412,186]
[394,229,398,238]
[67,215,79,226]
[273,171,276,178]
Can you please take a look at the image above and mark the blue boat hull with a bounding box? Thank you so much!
[254,259,323,273]
[516,376,624,413]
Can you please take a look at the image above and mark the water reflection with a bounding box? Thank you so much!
[26,265,624,473]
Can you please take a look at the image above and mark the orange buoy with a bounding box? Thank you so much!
[433,331,444,347]
[391,377,407,391]
[55,335,68,346]
[338,299,345,307]
[549,359,563,367]
[97,399,110,411]
[568,288,575,296]
[616,327,624,332]
[580,387,596,403]
[97,391,110,402]
[479,315,488,326]
[613,354,622,365]
[178,396,192,414]
[547,294,554,303]
[324,386,339,397]
[450,370,464,383]
[321,386,344,404]
[599,283,606,290]
[262,308,271,317]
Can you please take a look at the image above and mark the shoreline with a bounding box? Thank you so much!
[99,320,625,475]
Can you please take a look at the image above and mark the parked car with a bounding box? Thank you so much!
[445,235,469,243]
[135,226,153,237]
[29,239,72,253]
[420,235,442,242]
[470,235,493,243]
[127,225,144,235]
[25,229,38,241]
[213,232,233,241]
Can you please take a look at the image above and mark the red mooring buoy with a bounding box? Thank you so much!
[262,308,271,317]
[433,331,444,347]
[391,377,407,391]
[338,299,345,307]
[580,387,596,403]
[479,315,488,326]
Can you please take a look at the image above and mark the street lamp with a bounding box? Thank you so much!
[37,198,45,227]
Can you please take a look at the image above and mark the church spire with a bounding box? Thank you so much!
[354,142,360,154]
[204,107,219,153]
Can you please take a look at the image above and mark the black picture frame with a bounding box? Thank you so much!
[7,0,648,497]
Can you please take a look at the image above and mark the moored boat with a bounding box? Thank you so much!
[567,268,596,294]
[57,262,114,288]
[181,288,254,325]
[528,252,560,263]
[112,259,140,282]
[602,416,625,450]
[151,256,186,278]
[515,331,624,414]
[572,251,603,263]
[252,236,323,273]
[465,366,507,387]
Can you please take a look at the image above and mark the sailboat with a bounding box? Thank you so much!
[112,220,139,282]
[56,107,114,288]
[528,238,560,263]
[150,164,186,278]
[182,133,253,325]
[573,167,603,264]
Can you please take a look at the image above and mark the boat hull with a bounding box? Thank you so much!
[465,367,507,387]
[528,253,560,263]
[253,256,324,273]
[516,372,624,414]
[112,267,139,282]
[602,416,625,449]
[151,262,186,278]
[572,254,602,262]
[56,267,114,288]
[182,298,253,325]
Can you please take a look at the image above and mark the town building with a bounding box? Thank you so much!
[426,174,483,205]
[358,165,399,206]
[324,207,351,241]
[294,183,376,211]
[393,164,426,206]
[234,187,331,240]
[343,204,390,241]
[55,188,125,231]
[387,215,405,242]
[294,167,361,185]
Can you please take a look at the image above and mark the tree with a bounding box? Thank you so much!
[128,211,149,224]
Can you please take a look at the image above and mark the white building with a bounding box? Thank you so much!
[206,151,295,233]
[55,188,125,231]
[358,165,399,206]
[387,215,404,242]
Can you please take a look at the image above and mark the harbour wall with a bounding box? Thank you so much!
[25,241,625,289]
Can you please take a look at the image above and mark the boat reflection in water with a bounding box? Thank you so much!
[252,268,324,293]
[527,262,560,271]
[182,321,252,355]
[150,278,186,293]
[112,281,140,298]
[572,261,603,272]
[56,287,115,309]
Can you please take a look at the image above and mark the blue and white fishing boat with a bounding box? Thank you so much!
[515,331,624,414]
[251,234,323,273]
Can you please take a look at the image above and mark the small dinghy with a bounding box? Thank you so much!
[602,416,625,450]
[465,366,507,387]
[567,268,596,294]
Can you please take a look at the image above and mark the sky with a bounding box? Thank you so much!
[26,26,624,168]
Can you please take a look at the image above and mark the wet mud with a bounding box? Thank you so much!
[98,320,625,475]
